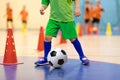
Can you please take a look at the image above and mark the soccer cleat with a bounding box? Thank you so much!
[34,57,49,66]
[80,57,89,65]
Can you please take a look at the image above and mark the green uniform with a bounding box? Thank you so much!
[42,0,77,39]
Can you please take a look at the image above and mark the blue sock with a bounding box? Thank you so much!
[71,38,85,58]
[44,41,51,58]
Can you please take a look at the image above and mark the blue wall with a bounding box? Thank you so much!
[74,0,120,31]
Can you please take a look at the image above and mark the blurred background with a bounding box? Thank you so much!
[0,0,50,30]
[0,1,120,79]
[0,0,120,35]
[74,0,120,35]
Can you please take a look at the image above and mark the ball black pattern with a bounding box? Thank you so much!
[47,48,68,68]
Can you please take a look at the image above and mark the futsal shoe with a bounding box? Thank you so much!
[80,57,89,65]
[35,57,48,66]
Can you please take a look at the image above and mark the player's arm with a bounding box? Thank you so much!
[40,0,49,15]
[74,0,81,17]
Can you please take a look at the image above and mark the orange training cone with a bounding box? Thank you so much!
[0,29,23,65]
[76,23,82,37]
[37,26,44,51]
[59,33,67,44]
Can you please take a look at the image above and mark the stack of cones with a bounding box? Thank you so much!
[37,26,44,51]
[0,29,23,65]
[59,33,67,44]
[76,23,82,37]
[106,22,112,36]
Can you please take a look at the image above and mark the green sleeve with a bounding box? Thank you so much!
[41,0,50,6]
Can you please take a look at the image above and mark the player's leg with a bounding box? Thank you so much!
[35,20,59,66]
[84,19,89,34]
[70,38,89,65]
[96,19,100,34]
[93,18,99,34]
[22,21,27,33]
[10,19,14,30]
[11,22,14,30]
[60,21,89,65]
[44,36,52,61]
[34,35,52,66]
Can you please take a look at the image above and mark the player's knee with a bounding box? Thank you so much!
[69,38,76,42]
[45,36,52,42]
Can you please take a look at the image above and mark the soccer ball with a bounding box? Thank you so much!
[47,48,67,68]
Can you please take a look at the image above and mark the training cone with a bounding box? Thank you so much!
[37,26,44,51]
[0,29,23,65]
[59,33,67,44]
[106,22,112,36]
[76,23,82,37]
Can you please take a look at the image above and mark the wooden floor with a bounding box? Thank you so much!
[0,30,120,80]
[0,30,120,64]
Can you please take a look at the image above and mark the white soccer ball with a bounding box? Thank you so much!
[47,48,68,68]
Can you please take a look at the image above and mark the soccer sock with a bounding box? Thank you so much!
[44,41,51,58]
[71,38,85,58]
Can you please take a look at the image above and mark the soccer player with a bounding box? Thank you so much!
[92,0,104,33]
[6,3,14,29]
[84,0,92,34]
[20,5,28,32]
[35,0,89,65]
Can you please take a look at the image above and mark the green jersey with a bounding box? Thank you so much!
[42,0,75,22]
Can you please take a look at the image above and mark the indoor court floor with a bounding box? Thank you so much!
[0,30,120,80]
